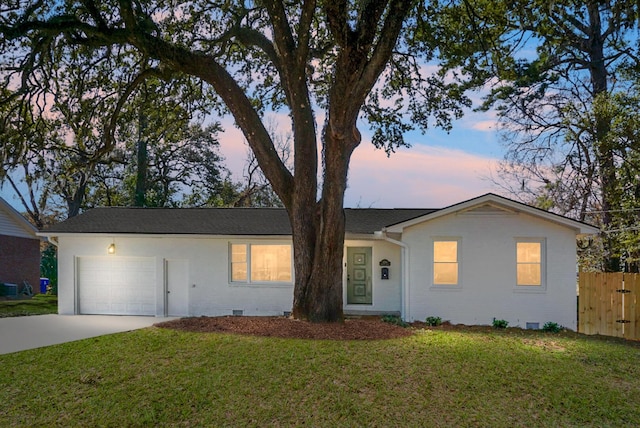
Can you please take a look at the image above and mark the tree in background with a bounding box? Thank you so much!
[0,40,232,220]
[84,75,231,209]
[456,0,640,271]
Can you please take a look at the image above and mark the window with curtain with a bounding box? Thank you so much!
[230,244,292,284]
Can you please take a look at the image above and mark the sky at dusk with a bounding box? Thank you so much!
[0,95,507,212]
[219,105,505,209]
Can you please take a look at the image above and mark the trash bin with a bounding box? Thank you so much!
[40,278,50,294]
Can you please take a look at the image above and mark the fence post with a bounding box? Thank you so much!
[624,273,639,341]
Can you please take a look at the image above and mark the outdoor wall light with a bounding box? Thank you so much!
[107,243,116,255]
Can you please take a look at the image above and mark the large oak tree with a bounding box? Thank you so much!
[1,1,481,321]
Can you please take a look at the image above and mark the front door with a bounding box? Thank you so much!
[347,247,372,305]
[166,259,189,316]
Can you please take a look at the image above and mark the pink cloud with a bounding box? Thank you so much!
[345,144,501,207]
[218,117,502,208]
[470,120,497,132]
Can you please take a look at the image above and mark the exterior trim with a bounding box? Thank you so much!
[385,193,599,235]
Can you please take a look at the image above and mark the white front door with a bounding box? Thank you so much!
[166,259,189,316]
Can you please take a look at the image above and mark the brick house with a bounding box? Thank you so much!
[0,197,41,291]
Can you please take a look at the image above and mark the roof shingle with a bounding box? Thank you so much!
[41,207,437,236]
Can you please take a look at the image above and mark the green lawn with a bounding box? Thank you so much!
[0,294,58,318]
[1,326,639,427]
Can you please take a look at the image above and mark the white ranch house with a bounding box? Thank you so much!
[39,194,598,329]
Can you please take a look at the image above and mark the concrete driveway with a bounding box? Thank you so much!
[0,315,176,355]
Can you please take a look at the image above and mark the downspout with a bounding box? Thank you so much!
[381,229,410,321]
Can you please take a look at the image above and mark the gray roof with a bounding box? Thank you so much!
[41,207,437,236]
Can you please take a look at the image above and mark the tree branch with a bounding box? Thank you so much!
[350,0,412,113]
[324,0,350,47]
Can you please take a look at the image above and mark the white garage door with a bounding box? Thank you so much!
[77,257,156,315]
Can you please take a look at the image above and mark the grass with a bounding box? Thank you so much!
[0,294,58,318]
[1,327,640,427]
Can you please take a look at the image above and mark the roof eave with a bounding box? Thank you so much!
[385,193,600,235]
[37,232,294,239]
[0,197,40,237]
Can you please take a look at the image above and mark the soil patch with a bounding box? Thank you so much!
[155,316,414,340]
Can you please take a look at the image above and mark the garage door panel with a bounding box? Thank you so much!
[78,256,156,316]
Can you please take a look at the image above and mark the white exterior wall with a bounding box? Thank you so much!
[57,235,295,317]
[57,235,402,317]
[343,239,402,314]
[403,211,578,329]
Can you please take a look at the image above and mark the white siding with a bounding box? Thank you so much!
[404,211,578,329]
[0,208,35,239]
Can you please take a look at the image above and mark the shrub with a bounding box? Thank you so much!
[542,322,562,333]
[425,316,442,326]
[492,318,509,329]
[41,243,58,295]
[381,314,409,328]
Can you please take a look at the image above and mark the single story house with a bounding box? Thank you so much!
[0,197,41,292]
[39,193,598,329]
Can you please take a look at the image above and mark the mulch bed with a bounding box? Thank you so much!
[154,316,640,344]
[154,316,415,340]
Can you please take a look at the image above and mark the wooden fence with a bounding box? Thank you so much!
[578,272,640,340]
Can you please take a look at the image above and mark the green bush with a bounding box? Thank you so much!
[425,316,442,326]
[40,243,58,295]
[542,322,562,333]
[492,318,509,329]
[381,314,409,328]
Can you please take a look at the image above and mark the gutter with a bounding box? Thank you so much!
[380,229,410,321]
[43,236,59,247]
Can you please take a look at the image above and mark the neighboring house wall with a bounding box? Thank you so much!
[403,209,578,329]
[0,234,41,288]
[0,204,41,289]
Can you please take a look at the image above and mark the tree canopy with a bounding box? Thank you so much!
[1,0,495,320]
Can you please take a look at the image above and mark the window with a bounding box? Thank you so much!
[230,244,292,284]
[231,244,248,282]
[433,239,459,285]
[516,240,543,286]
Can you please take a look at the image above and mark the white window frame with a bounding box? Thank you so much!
[229,242,293,286]
[514,238,546,292]
[431,237,462,289]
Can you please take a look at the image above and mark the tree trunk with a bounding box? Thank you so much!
[587,1,617,270]
[66,176,87,218]
[290,121,359,322]
[135,111,148,207]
